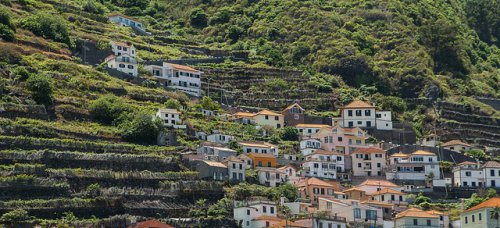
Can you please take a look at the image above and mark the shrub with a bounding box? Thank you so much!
[190,8,208,28]
[83,0,106,14]
[21,12,71,46]
[141,79,157,88]
[26,74,53,106]
[0,209,30,225]
[280,127,299,141]
[0,6,15,30]
[120,112,163,144]
[89,94,132,125]
[164,98,181,109]
[12,66,31,81]
[124,6,143,16]
[0,23,14,42]
[200,96,220,111]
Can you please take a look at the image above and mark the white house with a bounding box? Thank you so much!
[385,151,441,184]
[394,208,440,228]
[356,179,402,195]
[144,62,202,97]
[483,161,500,188]
[299,138,322,156]
[332,100,393,130]
[317,198,383,226]
[461,197,500,228]
[418,134,438,147]
[296,124,330,137]
[453,161,484,187]
[233,199,277,228]
[312,216,348,228]
[206,133,235,145]
[238,141,278,157]
[370,188,408,206]
[196,143,237,162]
[223,156,246,182]
[256,167,288,187]
[104,54,138,76]
[277,164,300,184]
[302,150,346,180]
[351,147,387,177]
[108,13,145,32]
[441,140,472,152]
[110,41,136,57]
[155,108,185,128]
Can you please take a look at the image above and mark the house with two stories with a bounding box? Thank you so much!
[247,153,277,168]
[356,179,402,195]
[196,142,237,162]
[461,197,500,228]
[305,125,372,155]
[441,140,472,152]
[206,133,235,145]
[110,41,136,57]
[277,164,300,184]
[256,167,288,187]
[483,161,500,188]
[302,150,347,180]
[281,103,306,126]
[370,188,408,207]
[332,100,393,130]
[233,199,278,228]
[317,198,384,227]
[297,177,340,205]
[144,63,203,97]
[233,109,284,129]
[104,54,138,76]
[296,124,331,137]
[453,161,484,187]
[394,208,440,228]
[194,160,228,181]
[299,138,322,156]
[223,156,246,182]
[351,147,387,177]
[155,108,186,128]
[385,151,441,186]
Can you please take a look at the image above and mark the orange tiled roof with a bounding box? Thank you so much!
[234,112,257,117]
[352,147,384,154]
[395,208,439,219]
[202,160,227,168]
[257,109,283,116]
[362,200,393,207]
[464,197,500,212]
[426,210,446,215]
[458,161,477,166]
[296,124,330,128]
[482,161,500,168]
[247,152,276,158]
[343,187,365,193]
[390,153,409,158]
[282,103,305,112]
[359,179,399,188]
[343,100,375,109]
[169,63,199,73]
[271,220,309,228]
[306,177,337,188]
[441,140,471,147]
[372,188,406,195]
[411,150,435,156]
[253,215,282,221]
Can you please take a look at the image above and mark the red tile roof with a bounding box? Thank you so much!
[395,208,439,219]
[247,152,276,158]
[343,100,375,109]
[169,63,199,73]
[359,179,399,188]
[464,197,500,212]
[441,140,471,147]
[483,161,500,168]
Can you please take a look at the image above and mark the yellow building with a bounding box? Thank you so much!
[233,109,284,129]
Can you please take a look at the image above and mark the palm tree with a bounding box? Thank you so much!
[490,207,500,228]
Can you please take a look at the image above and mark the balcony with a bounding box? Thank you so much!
[363,167,372,170]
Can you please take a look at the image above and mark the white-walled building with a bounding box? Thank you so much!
[196,143,237,162]
[108,13,146,32]
[256,167,288,187]
[233,199,277,228]
[206,133,235,145]
[357,179,402,195]
[418,134,438,147]
[110,41,136,57]
[394,208,440,228]
[442,140,472,152]
[277,164,300,184]
[302,150,346,180]
[144,63,202,97]
[155,108,185,128]
[370,188,408,206]
[233,109,284,129]
[296,124,330,137]
[453,161,484,187]
[332,100,393,130]
[239,141,279,157]
[317,198,383,226]
[105,54,138,76]
[299,138,322,156]
[223,156,246,182]
[385,151,441,184]
[483,161,500,188]
[351,147,386,177]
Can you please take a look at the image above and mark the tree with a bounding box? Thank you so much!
[271,183,299,201]
[0,24,15,42]
[280,127,299,141]
[26,74,53,106]
[164,98,181,109]
[200,96,220,111]
[120,111,163,144]
[0,209,30,225]
[414,192,431,205]
[190,8,208,28]
[83,0,106,14]
[89,94,132,125]
[21,12,71,46]
[84,183,101,198]
[465,149,489,161]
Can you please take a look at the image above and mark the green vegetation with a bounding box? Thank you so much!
[89,95,132,125]
[119,111,163,144]
[26,74,54,106]
[21,12,72,47]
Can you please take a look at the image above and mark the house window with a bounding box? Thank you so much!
[247,209,250,215]
[492,180,496,187]
[354,208,361,219]
[491,170,495,176]
[263,206,267,213]
[270,207,275,214]
[265,115,269,120]
[258,161,262,167]
[338,137,342,142]
[365,110,371,116]
[267,162,271,167]
[465,171,471,176]
[427,220,431,226]
[327,202,332,209]
[348,121,353,127]
[265,221,269,227]
[358,163,361,168]
[119,64,125,68]
[232,164,236,169]
[472,215,475,222]
[366,121,371,127]
[413,219,418,225]
[465,216,468,224]
[479,213,481,220]
[355,110,362,116]
[348,110,353,116]
[274,116,279,120]
[377,163,381,168]
[366,210,377,220]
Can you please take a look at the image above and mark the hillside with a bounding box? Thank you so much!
[0,0,499,226]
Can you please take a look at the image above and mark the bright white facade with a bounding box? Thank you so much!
[333,100,393,130]
[144,63,202,97]
[385,151,441,183]
[206,133,234,145]
[442,140,472,152]
[299,138,322,156]
[453,162,484,187]
[233,199,277,228]
[239,142,278,157]
[302,150,345,180]
[483,161,500,188]
[225,157,246,182]
[105,54,138,76]
[110,41,136,57]
[317,198,383,226]
[277,165,300,184]
[155,108,185,128]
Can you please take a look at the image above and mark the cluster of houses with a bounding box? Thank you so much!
[155,99,499,227]
[105,13,203,97]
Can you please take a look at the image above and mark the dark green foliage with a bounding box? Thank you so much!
[0,24,14,41]
[21,12,71,46]
[83,0,107,14]
[164,98,181,109]
[0,6,15,41]
[119,112,163,144]
[0,209,30,225]
[190,8,208,28]
[12,66,31,81]
[200,96,220,111]
[124,6,143,16]
[141,79,157,88]
[84,183,101,198]
[280,127,299,141]
[111,0,148,9]
[465,149,489,161]
[89,94,132,125]
[371,93,407,117]
[414,192,431,205]
[25,74,54,106]
[464,0,499,46]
